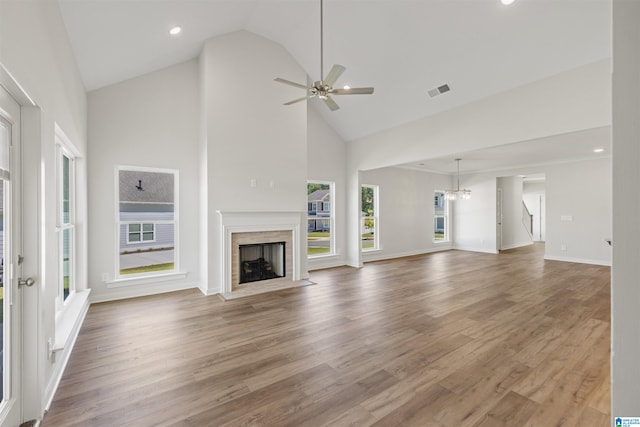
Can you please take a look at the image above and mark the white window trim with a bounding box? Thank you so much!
[307,180,335,258]
[115,165,179,280]
[361,184,379,252]
[126,222,156,244]
[55,125,79,312]
[433,190,450,243]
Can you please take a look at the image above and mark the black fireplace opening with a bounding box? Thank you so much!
[239,242,286,284]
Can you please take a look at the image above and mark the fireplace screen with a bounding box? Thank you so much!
[239,242,286,284]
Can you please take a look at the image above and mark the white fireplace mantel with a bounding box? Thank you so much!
[217,211,304,294]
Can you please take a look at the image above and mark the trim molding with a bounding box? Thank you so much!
[43,292,91,412]
[544,254,611,266]
[363,246,453,263]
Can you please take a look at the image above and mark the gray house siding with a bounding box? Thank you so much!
[119,212,174,253]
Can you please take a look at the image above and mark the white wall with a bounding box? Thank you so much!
[612,0,640,415]
[452,157,611,265]
[344,61,611,267]
[359,167,453,261]
[87,59,201,302]
[544,158,611,265]
[451,174,498,253]
[307,105,348,270]
[200,31,308,294]
[0,0,88,421]
[497,176,533,250]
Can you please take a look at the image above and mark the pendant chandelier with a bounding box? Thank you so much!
[445,159,471,201]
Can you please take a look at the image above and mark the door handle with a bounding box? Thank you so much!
[18,277,35,287]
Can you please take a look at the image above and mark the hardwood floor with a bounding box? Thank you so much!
[42,244,611,426]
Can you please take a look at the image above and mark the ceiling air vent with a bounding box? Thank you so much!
[427,84,451,98]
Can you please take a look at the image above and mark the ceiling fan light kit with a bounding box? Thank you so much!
[274,0,374,111]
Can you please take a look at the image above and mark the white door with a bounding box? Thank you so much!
[497,188,503,251]
[0,85,23,426]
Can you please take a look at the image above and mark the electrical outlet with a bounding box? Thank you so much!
[102,272,109,282]
[561,244,567,251]
[250,179,257,188]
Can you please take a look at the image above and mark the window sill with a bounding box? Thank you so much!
[54,289,91,354]
[106,271,189,288]
[308,252,338,259]
[433,240,451,244]
[362,248,382,253]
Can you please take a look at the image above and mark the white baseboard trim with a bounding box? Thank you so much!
[363,246,452,263]
[544,254,611,266]
[198,285,218,296]
[308,255,347,271]
[90,281,198,303]
[43,293,91,412]
[500,241,534,250]
[453,245,499,254]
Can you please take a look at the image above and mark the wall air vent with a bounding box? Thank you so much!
[427,84,451,98]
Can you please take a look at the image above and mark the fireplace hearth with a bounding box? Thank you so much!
[239,242,286,284]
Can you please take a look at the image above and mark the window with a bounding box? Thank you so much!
[117,167,177,277]
[56,133,76,305]
[361,185,379,251]
[434,190,449,241]
[307,181,334,256]
[127,223,155,243]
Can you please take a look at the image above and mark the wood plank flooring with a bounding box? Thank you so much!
[41,244,611,426]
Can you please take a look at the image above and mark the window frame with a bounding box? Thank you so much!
[361,184,379,252]
[116,166,179,279]
[307,180,335,258]
[433,190,450,243]
[55,130,78,310]
[126,223,156,244]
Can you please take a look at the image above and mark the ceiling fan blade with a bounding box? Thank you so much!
[284,96,309,106]
[323,96,340,111]
[274,77,308,90]
[331,87,375,95]
[324,64,346,87]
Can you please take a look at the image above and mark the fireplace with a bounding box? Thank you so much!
[217,211,304,295]
[239,242,286,284]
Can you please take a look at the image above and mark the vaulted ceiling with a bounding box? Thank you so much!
[58,0,611,170]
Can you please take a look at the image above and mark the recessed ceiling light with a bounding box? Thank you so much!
[169,26,182,36]
[343,85,351,90]
[501,0,515,5]
[593,148,605,153]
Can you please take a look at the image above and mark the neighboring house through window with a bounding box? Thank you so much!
[361,184,379,251]
[307,181,334,256]
[434,190,449,242]
[117,167,177,277]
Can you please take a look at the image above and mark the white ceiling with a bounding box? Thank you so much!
[57,0,611,167]
[398,126,611,175]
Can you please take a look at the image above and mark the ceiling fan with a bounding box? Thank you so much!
[274,0,374,111]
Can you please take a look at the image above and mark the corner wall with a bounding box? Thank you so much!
[0,0,88,420]
[307,105,347,270]
[612,0,640,415]
[87,59,201,302]
[200,31,308,294]
[359,167,453,261]
[452,157,611,265]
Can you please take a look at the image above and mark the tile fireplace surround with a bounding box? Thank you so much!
[217,211,304,296]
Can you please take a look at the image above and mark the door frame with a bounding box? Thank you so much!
[1,64,42,424]
[0,80,23,427]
